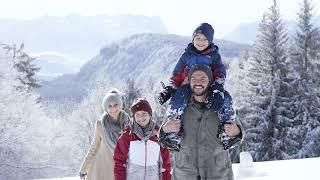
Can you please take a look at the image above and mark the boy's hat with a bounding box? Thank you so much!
[193,22,214,44]
[102,89,123,111]
[131,98,152,117]
[188,64,213,84]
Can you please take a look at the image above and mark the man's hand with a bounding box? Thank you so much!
[224,122,240,137]
[162,117,180,133]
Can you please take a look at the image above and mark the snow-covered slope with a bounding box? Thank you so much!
[35,155,319,180]
[39,33,250,103]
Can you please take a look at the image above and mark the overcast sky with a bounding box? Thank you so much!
[0,0,319,38]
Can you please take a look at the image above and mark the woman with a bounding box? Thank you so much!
[79,89,131,180]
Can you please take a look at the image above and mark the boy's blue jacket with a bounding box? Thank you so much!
[170,43,226,87]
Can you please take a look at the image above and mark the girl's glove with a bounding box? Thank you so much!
[79,172,87,180]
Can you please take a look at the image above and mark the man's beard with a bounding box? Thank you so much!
[191,85,209,96]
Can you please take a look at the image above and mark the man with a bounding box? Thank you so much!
[160,64,244,180]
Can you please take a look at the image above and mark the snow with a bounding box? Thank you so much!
[35,152,319,180]
[35,177,78,180]
[233,152,319,180]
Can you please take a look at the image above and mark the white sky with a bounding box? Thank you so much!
[0,0,319,38]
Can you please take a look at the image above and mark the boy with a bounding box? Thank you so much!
[158,23,238,151]
[114,98,171,180]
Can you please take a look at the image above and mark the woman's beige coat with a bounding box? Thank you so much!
[79,111,130,180]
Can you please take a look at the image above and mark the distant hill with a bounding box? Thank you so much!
[32,52,80,81]
[223,16,320,44]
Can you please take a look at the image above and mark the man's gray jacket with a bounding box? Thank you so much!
[172,97,244,180]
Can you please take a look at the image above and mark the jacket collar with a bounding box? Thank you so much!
[185,43,218,55]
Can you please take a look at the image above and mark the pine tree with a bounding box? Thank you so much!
[225,54,251,162]
[290,0,320,158]
[240,0,293,161]
[0,44,55,179]
[291,0,320,80]
[1,43,40,91]
[122,78,142,113]
[143,76,167,124]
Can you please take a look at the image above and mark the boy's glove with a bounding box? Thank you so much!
[80,172,87,180]
[158,82,176,105]
[212,82,224,92]
[206,83,225,111]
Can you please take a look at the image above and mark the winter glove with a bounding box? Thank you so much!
[206,83,225,111]
[158,128,183,152]
[158,82,176,105]
[80,172,87,180]
[212,81,224,92]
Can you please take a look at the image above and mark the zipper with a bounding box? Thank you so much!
[144,141,147,180]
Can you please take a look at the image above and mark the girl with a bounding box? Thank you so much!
[114,98,171,180]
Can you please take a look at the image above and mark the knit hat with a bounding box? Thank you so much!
[188,64,213,84]
[102,89,123,111]
[192,23,214,44]
[130,98,152,117]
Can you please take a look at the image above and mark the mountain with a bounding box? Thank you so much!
[39,33,250,103]
[223,16,320,44]
[223,22,259,44]
[33,52,80,81]
[0,14,168,66]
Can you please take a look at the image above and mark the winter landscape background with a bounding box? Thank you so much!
[1,0,320,179]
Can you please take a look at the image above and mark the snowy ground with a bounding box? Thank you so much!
[233,156,319,179]
[35,154,319,180]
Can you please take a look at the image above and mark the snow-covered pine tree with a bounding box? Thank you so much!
[142,76,167,124]
[290,0,320,158]
[122,78,142,114]
[0,44,57,179]
[238,0,294,161]
[1,43,40,91]
[291,0,320,80]
[239,14,275,161]
[224,47,253,161]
